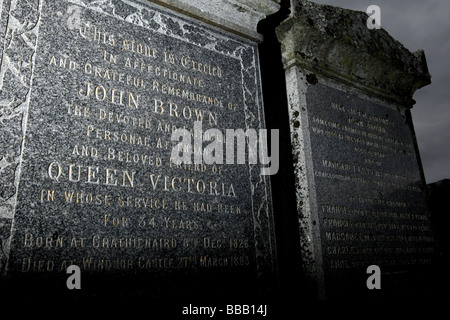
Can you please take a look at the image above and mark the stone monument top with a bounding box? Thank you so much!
[153,0,280,41]
[277,1,431,106]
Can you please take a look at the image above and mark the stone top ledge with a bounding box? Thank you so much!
[276,1,431,106]
[150,0,280,42]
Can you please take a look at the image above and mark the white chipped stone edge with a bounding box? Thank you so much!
[285,65,326,300]
[148,0,280,41]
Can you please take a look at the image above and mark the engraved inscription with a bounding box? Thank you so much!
[307,84,433,277]
[5,0,273,281]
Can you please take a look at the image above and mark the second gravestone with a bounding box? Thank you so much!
[0,0,279,300]
[277,2,436,300]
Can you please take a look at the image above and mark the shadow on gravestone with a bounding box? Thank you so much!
[275,0,441,303]
[0,0,281,312]
[427,179,450,300]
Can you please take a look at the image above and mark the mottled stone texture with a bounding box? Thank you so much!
[278,1,431,106]
[0,0,42,272]
[277,1,435,300]
[0,0,276,301]
[152,0,280,41]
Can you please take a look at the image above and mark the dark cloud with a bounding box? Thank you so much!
[309,0,450,183]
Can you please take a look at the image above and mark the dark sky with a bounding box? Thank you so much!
[309,0,450,184]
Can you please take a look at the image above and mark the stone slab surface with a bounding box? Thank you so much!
[0,0,275,300]
[306,83,435,298]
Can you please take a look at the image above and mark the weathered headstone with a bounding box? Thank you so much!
[0,0,279,301]
[276,2,436,299]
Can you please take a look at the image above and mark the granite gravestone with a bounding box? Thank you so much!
[306,84,435,298]
[277,2,436,299]
[0,0,277,300]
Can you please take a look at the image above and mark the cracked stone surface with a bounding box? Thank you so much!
[277,1,431,106]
